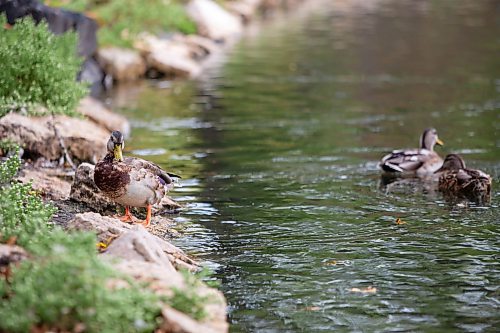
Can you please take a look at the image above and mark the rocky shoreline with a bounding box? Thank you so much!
[0,0,305,331]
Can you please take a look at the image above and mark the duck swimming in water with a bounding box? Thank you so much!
[435,154,491,204]
[379,128,444,176]
[94,131,180,226]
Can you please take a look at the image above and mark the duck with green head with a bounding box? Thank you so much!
[94,131,180,226]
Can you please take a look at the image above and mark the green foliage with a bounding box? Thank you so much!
[0,15,88,117]
[96,0,197,48]
[0,149,56,247]
[0,149,162,332]
[43,0,197,48]
[0,230,162,333]
[0,149,212,331]
[169,268,211,321]
[0,148,21,184]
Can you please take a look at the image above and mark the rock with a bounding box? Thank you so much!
[70,163,182,213]
[0,244,28,268]
[96,47,146,82]
[160,306,221,333]
[69,163,117,212]
[102,226,177,272]
[66,212,197,270]
[66,212,132,243]
[135,34,202,78]
[17,167,72,200]
[226,0,262,23]
[77,97,130,139]
[0,113,108,164]
[186,0,243,42]
[172,34,220,60]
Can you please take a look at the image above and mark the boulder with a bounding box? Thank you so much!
[17,167,73,200]
[226,0,262,23]
[186,0,243,42]
[66,212,197,271]
[160,306,222,333]
[65,212,132,243]
[172,34,220,60]
[102,226,177,273]
[0,113,108,164]
[96,47,146,82]
[105,257,228,332]
[135,34,202,78]
[77,97,130,137]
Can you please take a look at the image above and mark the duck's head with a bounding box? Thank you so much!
[107,130,124,162]
[420,128,444,150]
[435,154,466,173]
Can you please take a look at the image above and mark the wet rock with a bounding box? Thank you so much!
[186,0,243,42]
[77,97,130,141]
[0,113,108,164]
[17,167,72,200]
[160,306,222,333]
[135,34,202,78]
[96,47,146,82]
[102,226,176,272]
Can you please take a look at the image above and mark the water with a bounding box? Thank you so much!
[104,1,500,331]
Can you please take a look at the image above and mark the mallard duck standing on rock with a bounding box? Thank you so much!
[435,154,492,204]
[379,128,444,176]
[94,131,180,226]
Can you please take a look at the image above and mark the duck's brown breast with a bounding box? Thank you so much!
[94,157,131,199]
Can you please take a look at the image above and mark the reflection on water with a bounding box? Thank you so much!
[105,0,499,332]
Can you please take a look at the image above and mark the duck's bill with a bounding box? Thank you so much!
[113,145,123,161]
[436,138,444,146]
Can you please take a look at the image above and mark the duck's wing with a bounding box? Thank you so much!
[379,149,429,173]
[123,157,179,187]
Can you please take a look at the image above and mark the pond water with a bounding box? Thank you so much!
[104,0,499,332]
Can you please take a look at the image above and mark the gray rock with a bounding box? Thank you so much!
[18,167,73,201]
[66,212,196,270]
[102,226,176,272]
[96,47,146,82]
[135,34,202,78]
[186,0,243,42]
[0,113,108,164]
[226,0,262,23]
[65,212,132,243]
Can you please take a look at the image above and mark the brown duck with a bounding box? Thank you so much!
[379,128,444,176]
[94,131,179,226]
[435,154,492,203]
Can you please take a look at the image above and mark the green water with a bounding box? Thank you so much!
[105,0,500,331]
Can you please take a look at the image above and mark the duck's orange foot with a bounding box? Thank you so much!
[117,206,134,223]
[139,204,152,227]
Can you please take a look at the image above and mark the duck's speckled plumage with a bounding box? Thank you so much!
[436,154,492,203]
[93,131,179,225]
[379,128,444,176]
